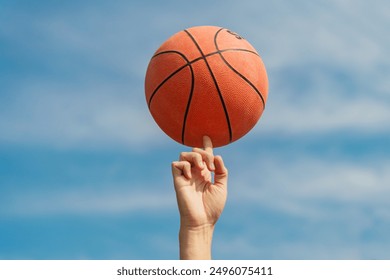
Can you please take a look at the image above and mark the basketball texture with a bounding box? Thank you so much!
[145,25,268,147]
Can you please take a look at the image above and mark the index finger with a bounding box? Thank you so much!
[203,135,214,155]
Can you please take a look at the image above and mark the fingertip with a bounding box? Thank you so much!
[214,155,222,161]
[214,155,223,162]
[203,135,214,154]
[195,155,205,170]
[172,160,180,166]
[171,161,179,173]
[214,155,228,172]
[172,161,193,179]
[213,155,228,187]
[184,162,192,179]
[209,160,215,171]
[197,158,205,170]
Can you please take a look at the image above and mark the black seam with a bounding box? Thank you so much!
[147,30,264,144]
[183,28,233,143]
[147,51,189,109]
[214,28,266,109]
[149,49,260,108]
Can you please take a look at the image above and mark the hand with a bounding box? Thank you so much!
[172,136,228,228]
[172,136,228,259]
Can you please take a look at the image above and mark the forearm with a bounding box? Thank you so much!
[179,224,214,260]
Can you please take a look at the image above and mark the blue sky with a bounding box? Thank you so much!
[1,0,390,259]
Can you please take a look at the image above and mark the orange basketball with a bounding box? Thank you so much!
[145,25,268,147]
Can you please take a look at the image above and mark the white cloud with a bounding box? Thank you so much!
[0,3,169,150]
[1,0,389,150]
[238,0,390,136]
[228,154,390,220]
[214,236,365,259]
[245,0,390,71]
[258,92,390,135]
[215,150,390,259]
[1,0,389,261]
[1,186,176,217]
[0,82,169,150]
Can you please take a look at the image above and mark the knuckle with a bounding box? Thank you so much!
[192,147,203,155]
[195,152,202,159]
[206,154,214,162]
[179,152,186,159]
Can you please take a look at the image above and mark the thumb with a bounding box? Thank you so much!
[213,155,228,188]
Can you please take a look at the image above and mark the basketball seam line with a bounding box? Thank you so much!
[153,48,259,59]
[147,50,189,109]
[146,50,195,145]
[181,60,195,144]
[147,30,263,144]
[183,28,233,144]
[148,48,259,107]
[214,28,266,109]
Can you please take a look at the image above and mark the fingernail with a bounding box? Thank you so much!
[210,162,215,170]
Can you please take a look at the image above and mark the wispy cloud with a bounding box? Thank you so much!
[0,82,168,150]
[1,186,176,217]
[1,1,389,150]
[228,153,390,220]
[259,90,390,135]
[1,0,390,260]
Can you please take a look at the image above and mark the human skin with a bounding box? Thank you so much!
[172,136,228,259]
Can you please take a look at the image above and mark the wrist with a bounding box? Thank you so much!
[179,224,215,260]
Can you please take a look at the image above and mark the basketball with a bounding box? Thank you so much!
[145,25,268,147]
